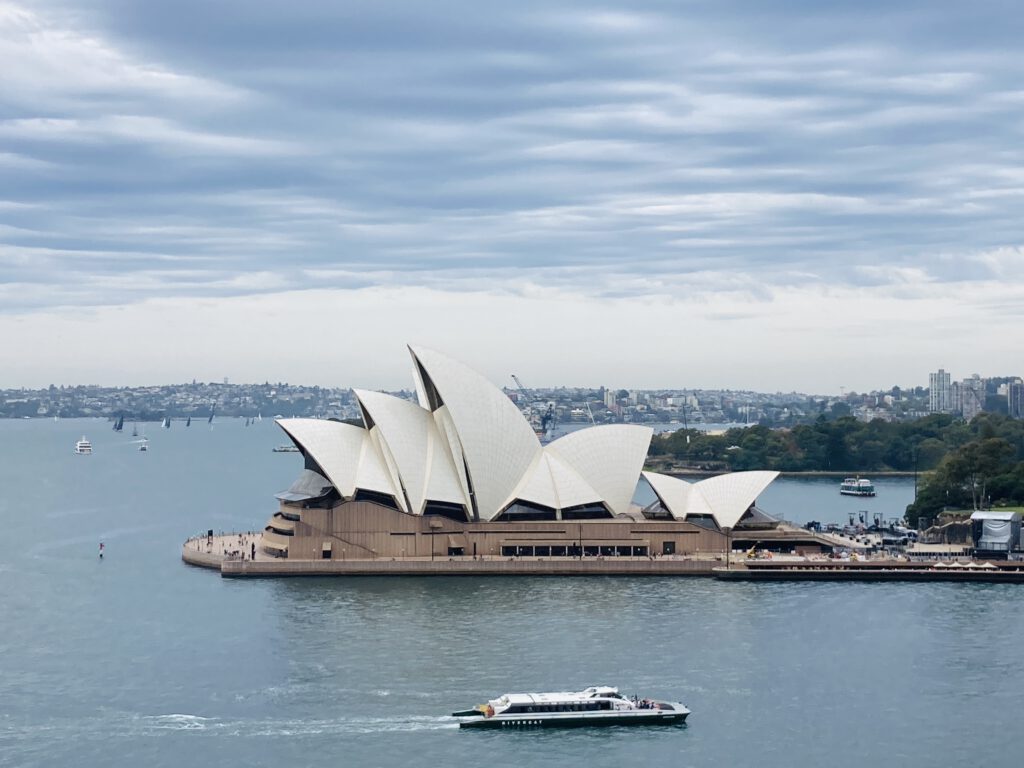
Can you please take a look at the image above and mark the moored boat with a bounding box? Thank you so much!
[454,686,689,729]
[840,477,875,496]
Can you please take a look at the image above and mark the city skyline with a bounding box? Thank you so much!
[3,364,1017,401]
[2,1,1024,389]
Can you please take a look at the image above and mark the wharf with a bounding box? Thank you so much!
[713,561,1024,583]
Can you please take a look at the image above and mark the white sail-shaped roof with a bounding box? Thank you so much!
[546,425,653,516]
[354,430,403,508]
[279,347,775,527]
[354,389,468,514]
[642,470,778,529]
[692,471,778,529]
[409,346,541,521]
[277,418,365,497]
[642,472,709,518]
[502,451,605,514]
[432,405,473,512]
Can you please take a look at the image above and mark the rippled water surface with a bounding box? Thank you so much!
[0,419,1020,767]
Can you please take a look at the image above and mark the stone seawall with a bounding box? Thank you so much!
[217,556,719,577]
[182,533,723,577]
[181,546,224,570]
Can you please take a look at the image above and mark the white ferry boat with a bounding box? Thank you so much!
[839,477,875,497]
[74,436,93,455]
[454,686,689,729]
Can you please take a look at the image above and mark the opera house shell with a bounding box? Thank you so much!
[260,346,778,562]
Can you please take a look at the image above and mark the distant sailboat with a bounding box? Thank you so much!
[162,416,171,429]
[257,412,262,423]
[112,414,124,432]
[132,423,138,437]
[208,407,215,427]
[245,417,251,427]
[186,416,191,427]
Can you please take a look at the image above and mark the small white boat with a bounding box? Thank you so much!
[74,436,92,455]
[454,686,689,729]
[272,445,300,453]
[840,477,875,497]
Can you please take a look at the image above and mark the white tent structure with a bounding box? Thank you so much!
[970,510,1022,555]
[277,346,777,525]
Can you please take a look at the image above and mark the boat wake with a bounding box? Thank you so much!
[143,714,215,730]
[247,715,459,736]
[4,712,460,742]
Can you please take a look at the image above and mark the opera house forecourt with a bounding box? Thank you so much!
[183,346,792,576]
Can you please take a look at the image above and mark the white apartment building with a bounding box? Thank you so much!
[929,369,952,413]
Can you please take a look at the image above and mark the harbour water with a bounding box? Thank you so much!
[1,419,1020,767]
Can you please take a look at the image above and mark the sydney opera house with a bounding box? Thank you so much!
[248,346,780,566]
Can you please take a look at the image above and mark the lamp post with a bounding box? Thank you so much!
[725,527,732,569]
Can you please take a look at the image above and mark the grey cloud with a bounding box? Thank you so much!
[1,0,1024,316]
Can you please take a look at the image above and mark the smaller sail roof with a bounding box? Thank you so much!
[642,470,779,529]
[546,425,652,517]
[693,471,779,529]
[503,451,605,513]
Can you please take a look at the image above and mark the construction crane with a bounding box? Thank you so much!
[511,374,529,401]
[511,374,555,439]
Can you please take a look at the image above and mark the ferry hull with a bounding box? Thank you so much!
[460,712,688,729]
[839,490,875,497]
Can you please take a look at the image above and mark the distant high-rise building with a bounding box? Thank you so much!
[959,374,985,421]
[929,369,952,413]
[1009,379,1024,419]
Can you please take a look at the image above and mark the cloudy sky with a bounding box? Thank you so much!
[1,0,1022,392]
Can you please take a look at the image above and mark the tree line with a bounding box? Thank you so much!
[654,413,960,472]
[648,413,1024,524]
[905,419,1024,525]
[649,413,1024,473]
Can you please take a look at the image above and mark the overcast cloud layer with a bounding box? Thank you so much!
[1,0,1023,390]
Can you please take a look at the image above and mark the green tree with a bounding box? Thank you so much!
[946,438,1014,510]
[907,437,1018,525]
